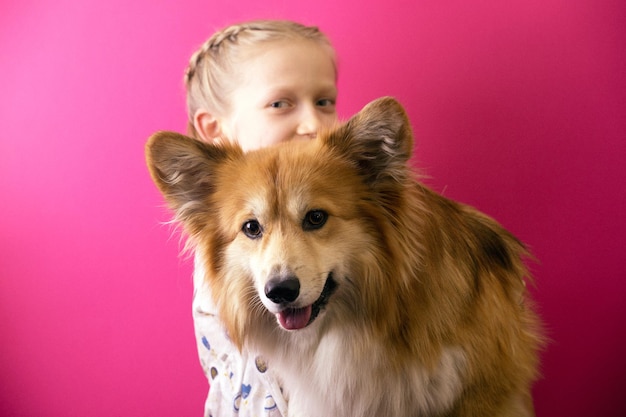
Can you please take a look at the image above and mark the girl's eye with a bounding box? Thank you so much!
[302,210,328,231]
[270,101,289,109]
[316,98,336,107]
[242,220,263,239]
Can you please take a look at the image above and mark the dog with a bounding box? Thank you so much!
[146,97,543,416]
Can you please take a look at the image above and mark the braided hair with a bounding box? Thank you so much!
[184,20,336,137]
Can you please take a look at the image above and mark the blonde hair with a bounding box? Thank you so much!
[184,20,336,137]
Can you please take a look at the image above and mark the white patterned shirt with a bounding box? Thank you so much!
[193,253,287,417]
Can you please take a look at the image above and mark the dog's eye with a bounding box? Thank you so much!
[242,220,263,239]
[303,210,328,231]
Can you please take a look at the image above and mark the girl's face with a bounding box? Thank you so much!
[219,39,338,151]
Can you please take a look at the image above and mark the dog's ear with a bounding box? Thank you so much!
[326,96,413,184]
[145,131,239,231]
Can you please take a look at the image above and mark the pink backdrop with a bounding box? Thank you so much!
[1,1,625,416]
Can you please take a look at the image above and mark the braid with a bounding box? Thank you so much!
[184,40,211,87]
[184,23,249,86]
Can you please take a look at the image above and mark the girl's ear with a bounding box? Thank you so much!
[193,109,223,143]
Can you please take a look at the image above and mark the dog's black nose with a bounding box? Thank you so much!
[265,277,300,304]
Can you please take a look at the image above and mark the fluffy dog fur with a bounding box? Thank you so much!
[146,97,543,417]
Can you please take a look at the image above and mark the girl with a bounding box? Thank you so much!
[184,20,339,417]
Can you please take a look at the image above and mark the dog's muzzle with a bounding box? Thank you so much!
[265,273,337,330]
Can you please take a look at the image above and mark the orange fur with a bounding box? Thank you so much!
[146,97,544,416]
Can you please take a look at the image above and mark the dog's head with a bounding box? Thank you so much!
[146,97,414,345]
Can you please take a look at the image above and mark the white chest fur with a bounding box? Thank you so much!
[264,329,466,417]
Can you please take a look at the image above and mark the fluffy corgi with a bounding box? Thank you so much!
[146,97,543,417]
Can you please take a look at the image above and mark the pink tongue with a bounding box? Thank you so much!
[277,306,312,330]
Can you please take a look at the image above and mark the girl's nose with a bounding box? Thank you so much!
[296,107,321,138]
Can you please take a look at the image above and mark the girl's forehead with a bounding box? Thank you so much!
[245,37,332,55]
[240,39,336,75]
[227,39,337,103]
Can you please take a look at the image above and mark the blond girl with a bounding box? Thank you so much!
[184,20,338,417]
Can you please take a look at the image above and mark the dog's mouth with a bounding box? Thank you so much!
[276,274,337,331]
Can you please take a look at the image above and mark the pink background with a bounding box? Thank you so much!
[1,0,625,415]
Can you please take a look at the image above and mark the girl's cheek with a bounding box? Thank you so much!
[322,114,338,127]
